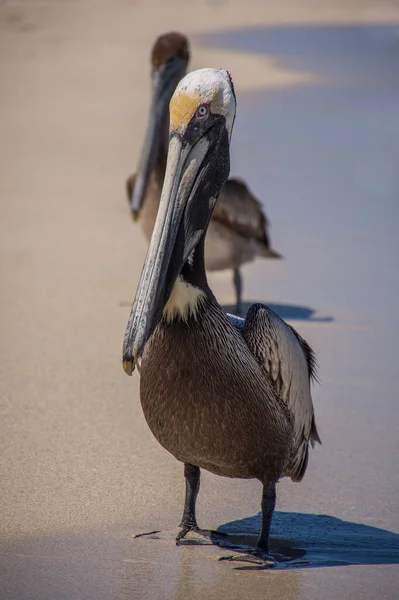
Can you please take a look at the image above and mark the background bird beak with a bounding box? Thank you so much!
[123,132,214,374]
[130,58,187,219]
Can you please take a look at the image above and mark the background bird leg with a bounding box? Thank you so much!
[233,267,243,315]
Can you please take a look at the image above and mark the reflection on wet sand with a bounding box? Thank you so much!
[170,549,302,600]
[0,526,302,600]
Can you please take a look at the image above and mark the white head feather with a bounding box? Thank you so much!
[169,68,236,138]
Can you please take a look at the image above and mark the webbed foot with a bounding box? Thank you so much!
[176,523,227,546]
[219,548,275,568]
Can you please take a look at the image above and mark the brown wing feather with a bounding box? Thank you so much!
[242,304,321,482]
[213,178,273,247]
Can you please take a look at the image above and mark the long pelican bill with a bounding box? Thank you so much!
[130,58,186,219]
[123,129,217,374]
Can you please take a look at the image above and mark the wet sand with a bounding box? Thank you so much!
[1,1,399,598]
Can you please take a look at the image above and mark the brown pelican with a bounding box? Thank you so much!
[127,32,281,315]
[123,68,320,566]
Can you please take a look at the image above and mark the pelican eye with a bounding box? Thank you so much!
[196,104,209,119]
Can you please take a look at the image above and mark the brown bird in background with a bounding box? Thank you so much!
[127,32,281,314]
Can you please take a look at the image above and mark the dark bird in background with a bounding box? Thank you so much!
[126,32,281,315]
[123,68,320,566]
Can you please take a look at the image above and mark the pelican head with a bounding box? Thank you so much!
[130,32,190,220]
[123,68,236,374]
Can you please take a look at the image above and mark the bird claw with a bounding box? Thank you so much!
[176,524,227,546]
[219,549,275,568]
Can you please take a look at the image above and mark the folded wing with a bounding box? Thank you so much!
[242,304,321,482]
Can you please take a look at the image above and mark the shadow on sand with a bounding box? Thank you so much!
[222,302,333,322]
[195,24,399,82]
[212,511,399,569]
[120,300,333,322]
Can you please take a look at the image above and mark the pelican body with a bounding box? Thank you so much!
[123,69,320,565]
[127,33,281,315]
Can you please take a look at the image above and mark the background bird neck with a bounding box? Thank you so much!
[152,115,169,189]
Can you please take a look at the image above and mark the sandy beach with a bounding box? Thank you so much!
[1,0,399,598]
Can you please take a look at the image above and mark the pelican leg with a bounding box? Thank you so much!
[176,463,226,545]
[178,463,200,533]
[219,482,276,567]
[256,481,276,553]
[233,267,243,316]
